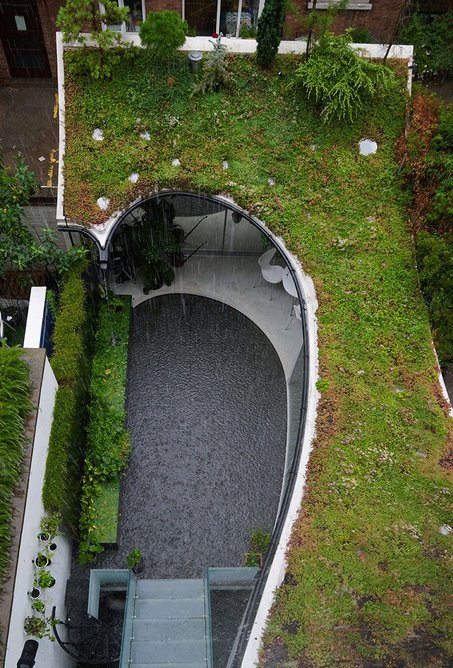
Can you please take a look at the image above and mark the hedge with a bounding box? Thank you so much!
[0,348,31,641]
[42,260,94,529]
[79,296,131,562]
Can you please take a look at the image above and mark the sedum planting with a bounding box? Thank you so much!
[63,50,452,666]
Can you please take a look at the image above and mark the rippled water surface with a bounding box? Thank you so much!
[117,294,287,578]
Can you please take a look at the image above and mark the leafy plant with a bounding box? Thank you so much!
[57,0,130,79]
[401,11,453,80]
[24,615,59,641]
[192,35,230,95]
[256,0,285,69]
[31,599,46,614]
[139,10,187,60]
[35,569,56,589]
[295,30,395,123]
[239,24,257,39]
[40,512,62,540]
[250,528,271,554]
[126,548,142,569]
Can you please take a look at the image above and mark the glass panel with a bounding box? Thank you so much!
[185,0,217,36]
[220,0,238,36]
[105,0,122,32]
[124,0,142,32]
[119,571,137,668]
[244,0,259,29]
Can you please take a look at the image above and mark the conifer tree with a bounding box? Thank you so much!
[256,0,285,69]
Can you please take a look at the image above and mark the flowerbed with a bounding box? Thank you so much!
[79,296,131,561]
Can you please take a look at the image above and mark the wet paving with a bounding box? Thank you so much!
[107,294,287,578]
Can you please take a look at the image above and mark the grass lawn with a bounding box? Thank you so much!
[63,50,452,666]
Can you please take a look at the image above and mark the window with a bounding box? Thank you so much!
[184,0,263,37]
[307,1,372,9]
[103,0,145,34]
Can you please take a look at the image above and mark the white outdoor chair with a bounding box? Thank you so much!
[254,248,284,300]
[285,303,302,330]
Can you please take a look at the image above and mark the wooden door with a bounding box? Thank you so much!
[0,0,51,78]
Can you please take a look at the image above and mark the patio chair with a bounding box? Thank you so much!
[254,248,284,300]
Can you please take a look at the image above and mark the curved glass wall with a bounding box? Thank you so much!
[101,192,308,667]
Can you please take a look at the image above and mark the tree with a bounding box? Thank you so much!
[0,157,86,276]
[57,0,130,78]
[256,0,286,69]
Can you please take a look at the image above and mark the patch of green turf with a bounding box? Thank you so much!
[64,51,453,666]
[91,479,120,545]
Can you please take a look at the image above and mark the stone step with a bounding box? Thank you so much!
[131,639,207,664]
[133,617,206,642]
[136,578,204,600]
[135,596,205,620]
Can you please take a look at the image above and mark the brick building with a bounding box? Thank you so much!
[0,0,428,82]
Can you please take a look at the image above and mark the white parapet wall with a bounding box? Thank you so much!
[4,357,74,668]
[23,287,47,349]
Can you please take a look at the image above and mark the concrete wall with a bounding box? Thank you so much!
[4,356,74,668]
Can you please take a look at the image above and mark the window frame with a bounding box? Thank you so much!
[100,0,146,35]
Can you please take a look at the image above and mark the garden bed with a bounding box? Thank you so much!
[63,51,452,666]
[79,296,131,560]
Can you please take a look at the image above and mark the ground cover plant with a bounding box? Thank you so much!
[63,50,453,665]
[0,347,30,643]
[79,295,131,562]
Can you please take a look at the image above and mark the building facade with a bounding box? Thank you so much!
[0,0,413,82]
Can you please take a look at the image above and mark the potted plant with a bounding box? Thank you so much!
[39,512,62,542]
[24,616,48,640]
[126,548,143,574]
[34,551,51,568]
[31,599,46,614]
[35,569,55,589]
[28,587,41,600]
[24,615,59,641]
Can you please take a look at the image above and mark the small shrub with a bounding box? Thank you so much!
[256,0,285,69]
[191,35,230,96]
[127,548,142,569]
[295,30,395,123]
[139,11,187,60]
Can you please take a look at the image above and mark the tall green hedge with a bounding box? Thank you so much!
[0,348,31,639]
[42,260,94,530]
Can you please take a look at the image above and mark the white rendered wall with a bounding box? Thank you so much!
[4,358,74,668]
[23,287,47,349]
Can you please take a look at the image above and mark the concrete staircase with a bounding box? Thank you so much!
[129,578,211,667]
